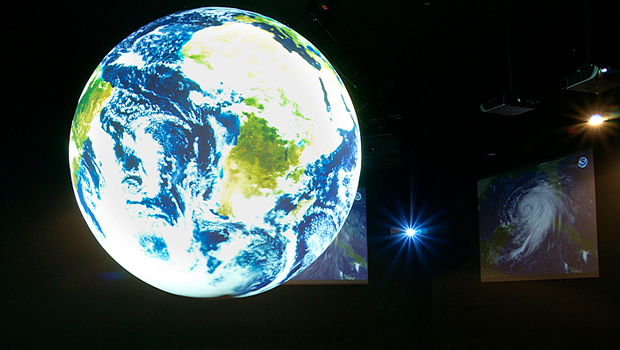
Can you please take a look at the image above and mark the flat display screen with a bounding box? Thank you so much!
[478,149,599,282]
[288,188,368,284]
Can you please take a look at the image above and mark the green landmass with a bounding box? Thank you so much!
[536,158,563,192]
[180,43,214,70]
[70,66,113,188]
[333,238,367,269]
[342,274,356,280]
[557,220,598,257]
[480,224,514,271]
[278,87,307,119]
[218,113,304,217]
[242,96,264,110]
[477,173,517,207]
[477,176,496,207]
[288,166,305,182]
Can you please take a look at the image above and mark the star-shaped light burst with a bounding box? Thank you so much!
[372,171,456,283]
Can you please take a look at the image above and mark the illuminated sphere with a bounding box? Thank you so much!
[69,7,361,298]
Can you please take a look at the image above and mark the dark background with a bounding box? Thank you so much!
[2,0,618,349]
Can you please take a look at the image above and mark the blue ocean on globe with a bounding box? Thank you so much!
[69,7,361,298]
[478,150,598,280]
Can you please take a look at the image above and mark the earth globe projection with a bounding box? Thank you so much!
[69,7,361,298]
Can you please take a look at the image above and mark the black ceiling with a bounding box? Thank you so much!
[4,0,618,175]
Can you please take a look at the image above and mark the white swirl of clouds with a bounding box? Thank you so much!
[499,179,572,263]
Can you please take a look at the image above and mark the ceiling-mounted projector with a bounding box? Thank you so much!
[480,93,538,116]
[561,64,620,94]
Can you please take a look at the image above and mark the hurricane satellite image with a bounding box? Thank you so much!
[478,149,599,282]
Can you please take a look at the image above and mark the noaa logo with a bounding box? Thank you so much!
[578,156,588,168]
[355,191,362,201]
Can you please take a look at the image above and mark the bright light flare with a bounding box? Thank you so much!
[390,226,422,238]
[589,113,605,125]
[405,228,418,237]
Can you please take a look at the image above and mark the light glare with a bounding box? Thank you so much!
[589,114,604,125]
